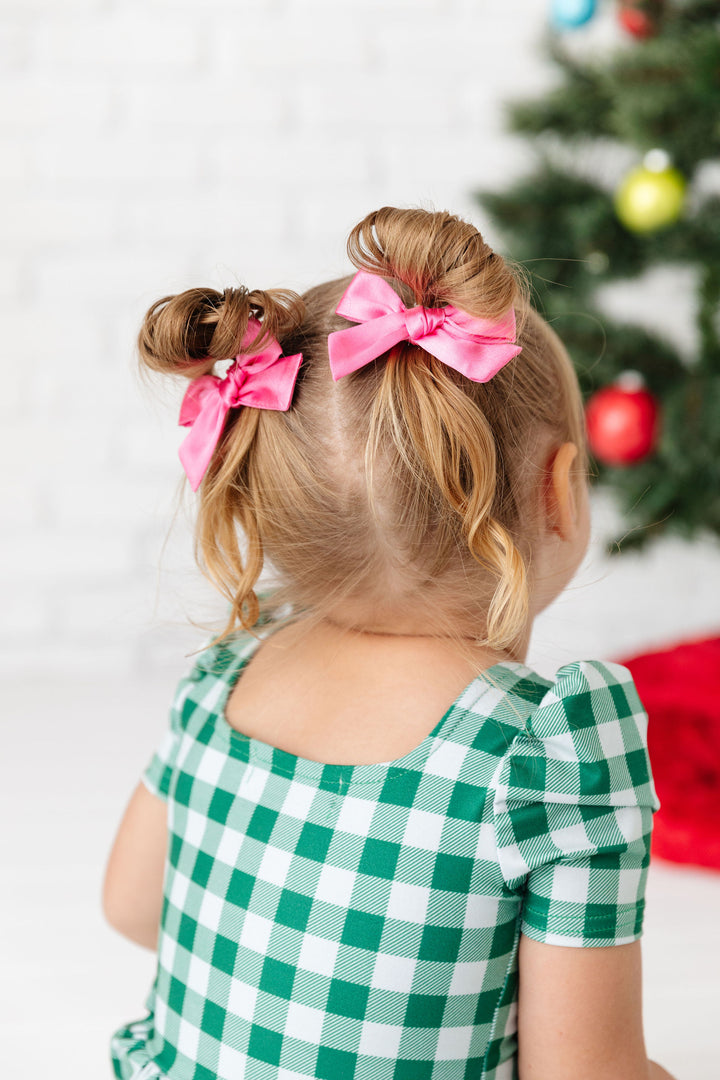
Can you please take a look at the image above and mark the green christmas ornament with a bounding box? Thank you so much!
[614,150,686,233]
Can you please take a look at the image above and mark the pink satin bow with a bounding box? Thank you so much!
[178,319,302,491]
[327,270,522,382]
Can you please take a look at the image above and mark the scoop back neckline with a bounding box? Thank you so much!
[210,625,533,786]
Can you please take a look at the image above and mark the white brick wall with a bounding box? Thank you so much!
[2,0,718,678]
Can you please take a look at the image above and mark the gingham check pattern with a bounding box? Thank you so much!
[110,627,659,1080]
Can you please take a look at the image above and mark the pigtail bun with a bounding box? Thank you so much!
[351,207,529,653]
[137,285,305,380]
[136,283,305,635]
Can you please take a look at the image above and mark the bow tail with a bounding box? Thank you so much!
[178,390,229,491]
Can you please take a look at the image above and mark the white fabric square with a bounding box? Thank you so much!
[435,1025,473,1059]
[496,843,530,882]
[184,807,207,849]
[199,678,227,714]
[194,745,227,787]
[198,888,224,932]
[284,1001,326,1042]
[281,779,317,821]
[545,731,578,762]
[159,930,177,973]
[387,881,430,924]
[549,821,593,855]
[474,822,498,862]
[609,786,640,807]
[257,844,293,888]
[614,806,643,843]
[449,960,488,996]
[552,864,590,904]
[316,864,356,907]
[168,869,190,911]
[217,1043,247,1080]
[359,1020,403,1057]
[215,826,244,868]
[227,978,258,1023]
[176,1016,200,1059]
[154,994,167,1033]
[617,866,643,904]
[597,719,626,761]
[240,912,272,954]
[298,933,339,977]
[335,794,376,836]
[464,894,500,929]
[371,953,416,992]
[238,764,268,805]
[186,953,211,998]
[403,808,445,851]
[424,739,468,780]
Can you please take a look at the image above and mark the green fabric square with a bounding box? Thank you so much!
[227,869,255,909]
[327,978,370,1019]
[193,1066,216,1080]
[167,974,185,1014]
[379,769,421,807]
[192,850,213,888]
[431,852,473,893]
[626,747,651,785]
[506,676,550,706]
[211,933,237,976]
[175,771,194,807]
[319,764,354,793]
[474,987,501,1024]
[208,786,233,825]
[489,917,517,959]
[563,689,597,730]
[295,821,333,862]
[507,803,549,843]
[584,903,615,938]
[276,888,312,932]
[177,912,197,951]
[394,1061,433,1080]
[508,752,546,793]
[259,957,296,998]
[247,805,278,843]
[446,780,483,822]
[609,681,630,716]
[404,992,446,1027]
[247,1024,283,1066]
[201,999,226,1040]
[578,758,611,795]
[316,1046,357,1079]
[358,837,401,879]
[169,831,183,866]
[419,924,462,962]
[341,909,384,951]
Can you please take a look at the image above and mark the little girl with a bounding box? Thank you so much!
[104,207,676,1080]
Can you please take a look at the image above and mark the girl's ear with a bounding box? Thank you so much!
[542,442,579,541]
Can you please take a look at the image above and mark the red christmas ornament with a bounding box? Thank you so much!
[618,0,661,38]
[585,373,661,466]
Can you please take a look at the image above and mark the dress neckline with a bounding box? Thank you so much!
[210,622,531,788]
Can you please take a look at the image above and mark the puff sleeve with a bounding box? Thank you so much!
[493,660,660,946]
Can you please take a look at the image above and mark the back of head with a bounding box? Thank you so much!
[137,206,588,658]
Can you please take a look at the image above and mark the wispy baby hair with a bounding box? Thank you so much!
[137,206,588,657]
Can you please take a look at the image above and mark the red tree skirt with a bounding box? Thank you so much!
[616,634,720,871]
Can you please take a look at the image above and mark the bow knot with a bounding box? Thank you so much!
[178,318,302,491]
[404,304,446,343]
[327,270,522,384]
[219,362,248,408]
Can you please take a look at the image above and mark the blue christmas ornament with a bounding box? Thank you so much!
[551,0,597,29]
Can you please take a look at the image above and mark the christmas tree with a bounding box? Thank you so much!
[476,0,720,554]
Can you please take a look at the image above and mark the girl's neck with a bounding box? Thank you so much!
[317,612,531,666]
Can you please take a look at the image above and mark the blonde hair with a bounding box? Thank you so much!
[138,207,588,661]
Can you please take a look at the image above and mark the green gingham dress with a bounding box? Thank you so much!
[110,622,659,1080]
